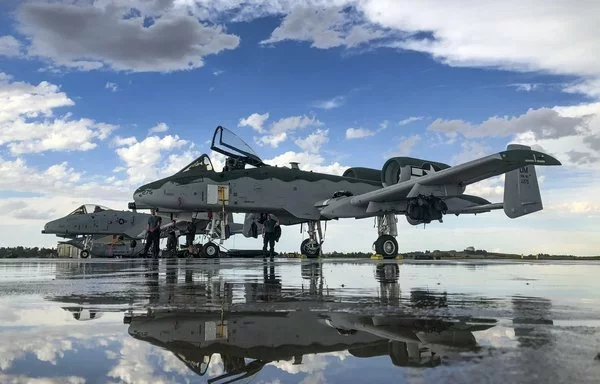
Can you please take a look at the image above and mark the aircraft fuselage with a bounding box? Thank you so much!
[134,167,382,224]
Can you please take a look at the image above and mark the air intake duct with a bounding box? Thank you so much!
[381,157,451,186]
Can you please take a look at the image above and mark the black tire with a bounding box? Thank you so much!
[203,242,220,258]
[80,250,90,259]
[374,235,398,259]
[130,240,137,248]
[301,239,320,258]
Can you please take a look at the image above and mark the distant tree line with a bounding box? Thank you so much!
[0,247,56,258]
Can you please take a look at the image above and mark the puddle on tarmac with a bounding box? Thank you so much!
[0,258,599,383]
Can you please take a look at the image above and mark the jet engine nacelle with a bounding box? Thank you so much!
[381,157,451,187]
[342,167,382,183]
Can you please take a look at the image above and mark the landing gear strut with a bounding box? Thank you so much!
[301,221,324,258]
[373,214,399,259]
[203,204,229,258]
[80,236,93,258]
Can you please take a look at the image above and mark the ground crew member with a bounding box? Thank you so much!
[186,219,197,255]
[262,214,278,258]
[142,208,162,258]
[166,220,178,256]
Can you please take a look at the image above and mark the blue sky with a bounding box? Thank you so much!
[1,1,599,255]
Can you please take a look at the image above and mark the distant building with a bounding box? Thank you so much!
[465,246,475,252]
[57,243,81,258]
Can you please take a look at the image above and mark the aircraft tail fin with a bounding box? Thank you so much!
[503,144,543,218]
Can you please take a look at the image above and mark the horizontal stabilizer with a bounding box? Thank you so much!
[450,203,504,215]
[504,144,543,218]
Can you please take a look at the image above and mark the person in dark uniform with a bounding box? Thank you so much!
[165,220,178,256]
[186,219,197,255]
[262,214,278,258]
[143,208,162,258]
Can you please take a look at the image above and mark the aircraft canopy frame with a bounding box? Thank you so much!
[211,126,266,168]
[68,204,110,215]
[176,153,214,174]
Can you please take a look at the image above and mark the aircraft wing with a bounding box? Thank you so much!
[350,148,560,205]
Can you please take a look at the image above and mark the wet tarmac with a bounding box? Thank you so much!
[1,258,599,383]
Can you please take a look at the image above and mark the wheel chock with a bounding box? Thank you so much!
[370,254,384,260]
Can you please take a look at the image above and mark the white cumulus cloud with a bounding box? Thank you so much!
[0,35,22,57]
[16,1,240,72]
[148,122,169,135]
[345,127,375,139]
[240,112,323,148]
[294,129,329,153]
[0,73,117,154]
[239,112,270,133]
[261,6,387,49]
[114,134,191,183]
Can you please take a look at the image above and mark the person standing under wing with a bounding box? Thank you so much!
[186,219,197,256]
[262,214,278,259]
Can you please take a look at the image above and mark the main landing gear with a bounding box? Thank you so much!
[373,214,399,259]
[301,220,324,258]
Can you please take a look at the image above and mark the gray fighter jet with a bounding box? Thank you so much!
[42,204,236,258]
[131,126,561,258]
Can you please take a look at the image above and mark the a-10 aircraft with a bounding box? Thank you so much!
[42,204,237,258]
[131,126,561,258]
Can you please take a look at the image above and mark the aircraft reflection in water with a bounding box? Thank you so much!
[44,259,559,382]
[125,308,493,381]
[114,261,493,382]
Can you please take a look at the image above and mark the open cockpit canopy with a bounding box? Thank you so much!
[68,204,110,215]
[211,126,266,168]
[176,153,214,174]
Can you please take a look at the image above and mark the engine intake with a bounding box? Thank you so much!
[381,157,450,187]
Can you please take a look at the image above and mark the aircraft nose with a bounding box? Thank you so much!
[133,183,159,208]
[42,219,58,234]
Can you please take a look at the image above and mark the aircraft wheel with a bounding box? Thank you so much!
[130,240,137,248]
[301,239,320,258]
[203,242,220,258]
[80,250,90,259]
[374,235,398,259]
